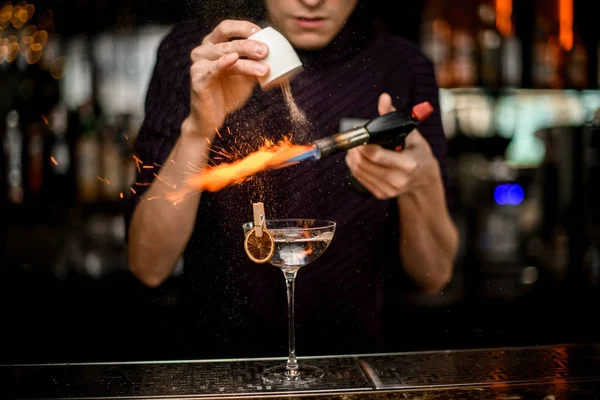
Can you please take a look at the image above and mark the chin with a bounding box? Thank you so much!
[289,33,333,51]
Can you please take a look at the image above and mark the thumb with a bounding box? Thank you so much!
[378,93,396,115]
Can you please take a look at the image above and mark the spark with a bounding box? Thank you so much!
[142,166,154,169]
[154,162,163,167]
[215,128,222,138]
[42,116,49,125]
[227,127,232,135]
[130,188,137,194]
[209,147,234,159]
[187,160,203,172]
[153,173,176,189]
[97,176,110,184]
[120,192,124,199]
[170,159,176,164]
[147,197,160,201]
[133,155,143,173]
[50,156,58,166]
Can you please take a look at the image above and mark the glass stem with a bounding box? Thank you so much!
[284,271,298,374]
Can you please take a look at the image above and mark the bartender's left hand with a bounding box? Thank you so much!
[345,93,441,200]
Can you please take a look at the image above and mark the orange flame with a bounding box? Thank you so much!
[166,137,312,205]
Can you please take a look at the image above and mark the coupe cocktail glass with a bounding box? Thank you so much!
[242,219,336,385]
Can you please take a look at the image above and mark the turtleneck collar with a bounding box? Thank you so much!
[279,4,377,72]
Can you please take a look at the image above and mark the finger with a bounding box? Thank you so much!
[192,39,268,62]
[356,144,418,173]
[346,149,401,199]
[204,20,262,44]
[378,92,397,115]
[190,53,239,87]
[348,147,406,188]
[224,58,269,77]
[353,173,390,200]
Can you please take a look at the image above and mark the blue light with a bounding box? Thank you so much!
[494,184,524,206]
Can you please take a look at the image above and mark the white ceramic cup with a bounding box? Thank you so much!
[248,26,303,90]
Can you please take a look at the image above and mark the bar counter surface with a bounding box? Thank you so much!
[2,343,600,399]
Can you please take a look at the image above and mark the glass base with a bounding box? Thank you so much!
[262,364,324,385]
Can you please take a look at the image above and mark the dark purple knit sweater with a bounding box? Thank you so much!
[128,8,450,358]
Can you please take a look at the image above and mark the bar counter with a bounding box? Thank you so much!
[2,343,600,399]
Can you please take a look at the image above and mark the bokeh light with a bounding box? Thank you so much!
[0,1,65,70]
[494,184,525,206]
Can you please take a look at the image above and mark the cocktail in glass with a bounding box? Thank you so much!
[242,219,336,385]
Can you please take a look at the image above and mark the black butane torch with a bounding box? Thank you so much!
[282,101,434,168]
[279,101,435,194]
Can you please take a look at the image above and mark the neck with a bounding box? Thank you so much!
[294,5,377,70]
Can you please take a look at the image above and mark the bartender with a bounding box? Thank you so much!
[126,0,458,358]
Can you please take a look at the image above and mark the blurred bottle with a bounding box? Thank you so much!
[477,3,501,89]
[44,103,75,206]
[421,15,453,88]
[27,121,44,199]
[101,121,122,201]
[3,110,24,204]
[116,113,137,195]
[566,35,588,89]
[533,15,563,89]
[452,28,477,87]
[501,35,522,88]
[76,100,101,203]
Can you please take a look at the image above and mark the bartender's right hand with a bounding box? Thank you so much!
[183,20,270,139]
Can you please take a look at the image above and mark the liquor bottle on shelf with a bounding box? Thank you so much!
[532,15,562,89]
[421,16,454,88]
[116,113,137,197]
[566,34,588,89]
[100,120,122,201]
[75,99,102,204]
[501,34,522,88]
[479,29,501,88]
[451,28,477,87]
[44,103,75,207]
[27,121,44,200]
[477,3,501,89]
[3,110,24,204]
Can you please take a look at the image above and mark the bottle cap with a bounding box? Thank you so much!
[411,102,434,122]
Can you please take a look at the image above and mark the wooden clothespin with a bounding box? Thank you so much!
[253,202,265,237]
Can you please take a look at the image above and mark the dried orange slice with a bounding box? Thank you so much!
[244,227,275,264]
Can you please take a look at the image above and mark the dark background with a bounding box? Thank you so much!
[1,0,600,364]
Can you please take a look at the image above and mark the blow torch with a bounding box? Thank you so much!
[278,101,434,194]
[282,101,434,164]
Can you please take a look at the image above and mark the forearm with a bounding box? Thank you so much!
[397,168,458,293]
[128,119,211,287]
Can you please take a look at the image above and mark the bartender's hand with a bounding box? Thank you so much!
[345,93,441,199]
[182,20,270,139]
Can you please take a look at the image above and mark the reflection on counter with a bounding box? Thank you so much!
[3,344,600,399]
